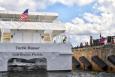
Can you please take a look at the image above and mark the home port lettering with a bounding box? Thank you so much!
[13,52,43,56]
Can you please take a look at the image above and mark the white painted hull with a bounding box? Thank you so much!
[0,43,72,71]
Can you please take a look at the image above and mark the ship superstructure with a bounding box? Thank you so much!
[0,11,65,43]
[0,11,72,71]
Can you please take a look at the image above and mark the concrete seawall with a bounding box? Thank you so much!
[73,44,115,73]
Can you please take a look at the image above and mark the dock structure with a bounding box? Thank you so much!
[0,11,72,71]
[73,44,115,73]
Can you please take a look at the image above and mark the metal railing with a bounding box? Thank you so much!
[0,18,56,22]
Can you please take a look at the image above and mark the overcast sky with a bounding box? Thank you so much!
[0,0,115,46]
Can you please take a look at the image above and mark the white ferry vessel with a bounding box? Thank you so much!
[0,11,72,71]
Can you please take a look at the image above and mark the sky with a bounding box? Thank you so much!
[0,0,115,46]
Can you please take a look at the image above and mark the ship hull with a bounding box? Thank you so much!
[0,43,72,72]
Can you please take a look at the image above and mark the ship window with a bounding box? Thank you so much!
[11,35,13,38]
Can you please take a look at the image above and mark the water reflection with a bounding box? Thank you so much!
[0,71,72,77]
[0,71,115,77]
[73,71,96,77]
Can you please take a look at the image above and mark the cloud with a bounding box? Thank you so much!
[0,7,5,10]
[0,0,48,11]
[65,0,115,46]
[0,0,94,11]
[0,0,39,11]
[49,0,94,6]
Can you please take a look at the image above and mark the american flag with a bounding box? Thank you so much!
[20,9,29,21]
